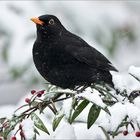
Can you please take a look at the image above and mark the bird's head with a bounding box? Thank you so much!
[31,15,64,39]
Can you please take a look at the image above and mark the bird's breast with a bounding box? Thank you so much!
[33,42,66,74]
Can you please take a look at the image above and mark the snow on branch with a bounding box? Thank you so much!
[129,65,140,82]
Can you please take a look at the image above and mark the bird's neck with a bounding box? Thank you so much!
[36,28,65,41]
[36,30,49,41]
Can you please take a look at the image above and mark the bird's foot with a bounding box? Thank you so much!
[75,84,89,94]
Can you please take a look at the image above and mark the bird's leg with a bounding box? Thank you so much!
[74,85,81,91]
[75,84,90,94]
[74,84,90,102]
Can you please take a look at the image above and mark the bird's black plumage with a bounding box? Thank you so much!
[32,15,118,90]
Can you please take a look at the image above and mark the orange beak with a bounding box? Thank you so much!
[31,17,44,25]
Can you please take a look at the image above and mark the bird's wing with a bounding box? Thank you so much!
[65,44,118,72]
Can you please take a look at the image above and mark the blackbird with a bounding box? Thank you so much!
[31,15,118,90]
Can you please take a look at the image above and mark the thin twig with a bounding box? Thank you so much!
[50,99,58,113]
[102,99,116,105]
[94,85,119,101]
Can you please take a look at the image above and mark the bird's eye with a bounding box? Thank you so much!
[49,19,55,25]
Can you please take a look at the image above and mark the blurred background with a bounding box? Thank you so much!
[0,1,140,105]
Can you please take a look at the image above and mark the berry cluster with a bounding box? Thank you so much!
[9,90,46,140]
[123,130,140,137]
[25,90,45,104]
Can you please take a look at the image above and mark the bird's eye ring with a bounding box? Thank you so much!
[49,19,55,25]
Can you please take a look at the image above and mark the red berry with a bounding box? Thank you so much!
[37,93,42,97]
[135,131,140,137]
[39,90,45,94]
[11,136,16,140]
[123,130,128,136]
[0,137,3,140]
[37,90,45,97]
[25,98,30,103]
[31,90,36,95]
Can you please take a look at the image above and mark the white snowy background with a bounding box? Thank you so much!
[0,1,140,139]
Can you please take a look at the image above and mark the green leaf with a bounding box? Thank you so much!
[4,118,21,138]
[53,114,65,131]
[99,126,110,140]
[3,120,18,139]
[72,97,78,110]
[33,133,37,140]
[31,113,50,135]
[87,104,101,129]
[130,122,135,131]
[34,128,40,135]
[31,101,39,107]
[70,99,89,123]
[102,107,111,116]
[3,126,13,139]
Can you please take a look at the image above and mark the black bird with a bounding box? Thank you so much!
[31,15,118,90]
